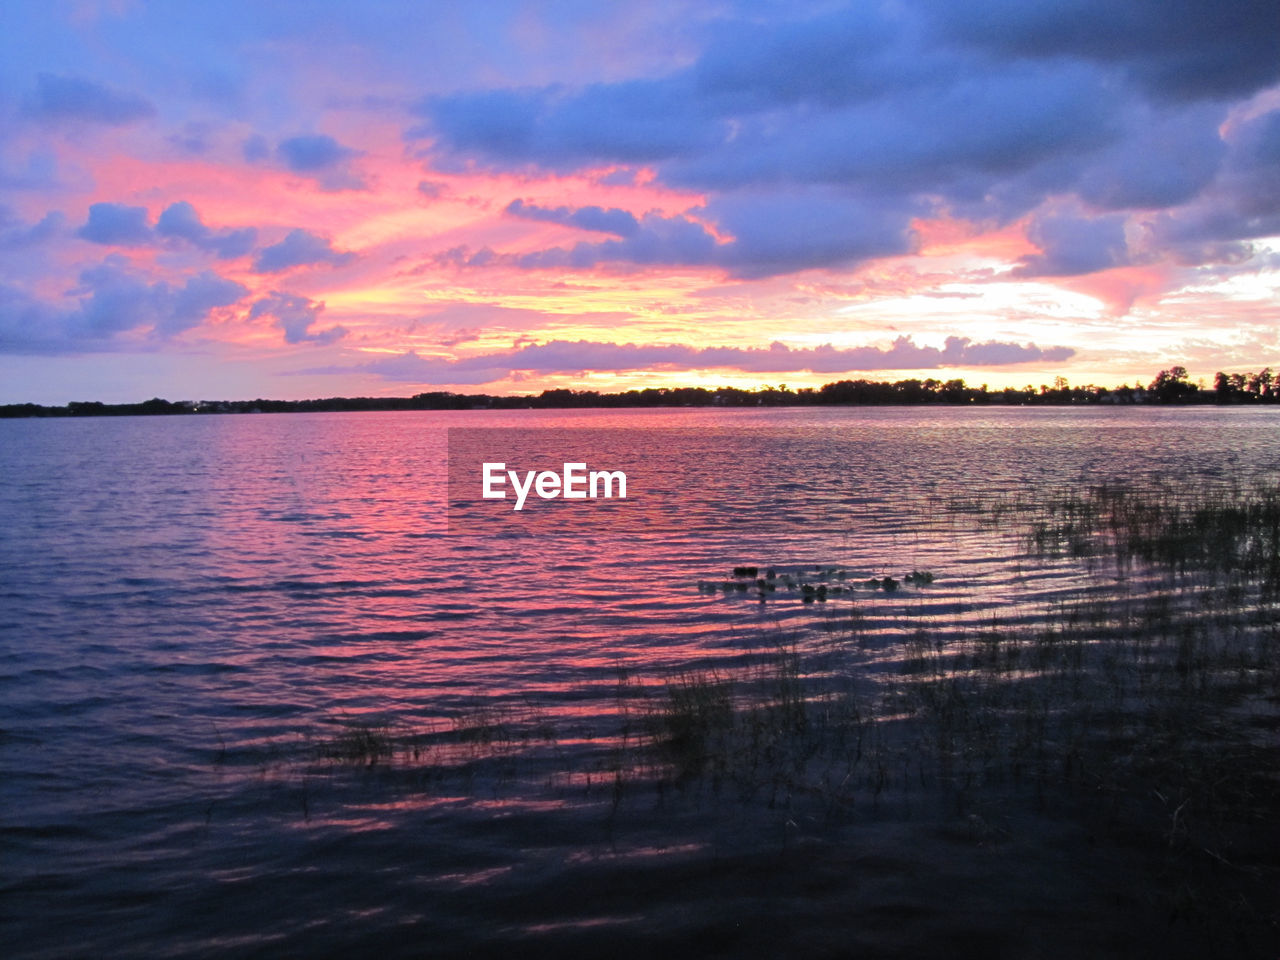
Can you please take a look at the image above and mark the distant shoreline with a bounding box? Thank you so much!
[2,366,1276,417]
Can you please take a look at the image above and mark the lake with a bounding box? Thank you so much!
[2,406,1277,958]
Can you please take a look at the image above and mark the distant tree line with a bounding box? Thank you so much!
[1,365,1275,418]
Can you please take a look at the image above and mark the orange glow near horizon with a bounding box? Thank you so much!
[9,97,1279,404]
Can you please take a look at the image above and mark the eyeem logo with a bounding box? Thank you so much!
[447,430,642,535]
[482,462,627,510]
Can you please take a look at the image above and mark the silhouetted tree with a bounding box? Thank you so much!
[1215,372,1236,402]
[1149,366,1198,403]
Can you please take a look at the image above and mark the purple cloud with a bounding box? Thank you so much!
[1148,108,1280,258]
[0,208,64,248]
[277,134,353,171]
[249,292,347,344]
[343,335,1074,385]
[166,122,213,155]
[242,134,270,163]
[0,283,77,353]
[709,189,920,278]
[505,199,639,237]
[457,190,919,279]
[77,201,259,259]
[156,271,248,337]
[252,229,355,273]
[275,134,366,190]
[923,0,1280,104]
[1015,210,1132,277]
[0,257,245,352]
[411,3,1280,278]
[156,201,257,259]
[77,203,152,246]
[72,259,246,338]
[1074,103,1226,210]
[22,74,155,126]
[509,210,720,270]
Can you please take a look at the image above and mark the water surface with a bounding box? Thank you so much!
[2,406,1277,958]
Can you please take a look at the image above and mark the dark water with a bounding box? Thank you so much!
[2,407,1277,958]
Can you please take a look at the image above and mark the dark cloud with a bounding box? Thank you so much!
[0,283,73,353]
[669,66,1119,218]
[441,209,718,272]
[505,198,639,237]
[242,134,270,163]
[156,201,257,259]
[517,210,719,269]
[0,208,64,248]
[410,2,1280,278]
[414,80,720,170]
[1015,210,1132,277]
[460,190,918,278]
[252,229,355,273]
[1148,109,1280,256]
[0,257,246,352]
[156,271,248,336]
[77,203,152,246]
[0,149,59,191]
[414,89,544,160]
[249,292,347,344]
[21,73,155,126]
[275,134,366,190]
[413,7,1123,198]
[1222,109,1280,219]
[690,4,917,111]
[71,258,246,338]
[76,201,259,258]
[277,134,353,171]
[1074,103,1226,211]
[155,202,210,241]
[167,122,213,155]
[921,0,1280,103]
[345,335,1074,385]
[709,190,920,278]
[1237,109,1280,168]
[69,259,149,336]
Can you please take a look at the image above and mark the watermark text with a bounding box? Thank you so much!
[482,462,627,510]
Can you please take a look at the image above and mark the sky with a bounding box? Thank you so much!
[0,0,1278,403]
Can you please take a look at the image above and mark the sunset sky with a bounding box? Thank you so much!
[1,1,1278,403]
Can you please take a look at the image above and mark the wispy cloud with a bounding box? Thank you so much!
[327,335,1074,386]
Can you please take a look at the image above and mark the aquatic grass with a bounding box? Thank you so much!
[311,538,1274,827]
[650,670,735,779]
[966,479,1280,591]
[255,479,1278,945]
[452,702,513,746]
[320,719,399,765]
